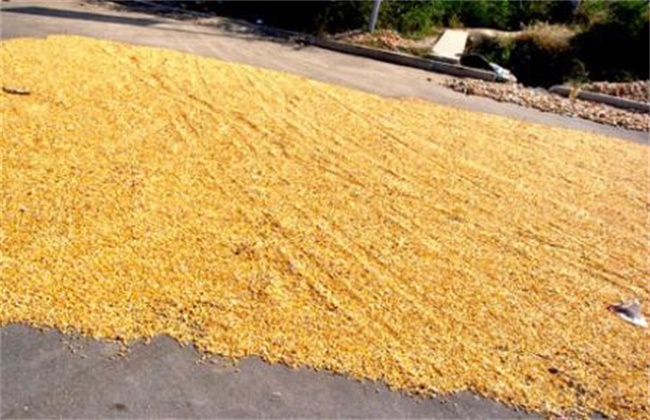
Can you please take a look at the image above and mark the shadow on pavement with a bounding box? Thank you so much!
[1,3,306,46]
[1,6,160,26]
[101,1,306,43]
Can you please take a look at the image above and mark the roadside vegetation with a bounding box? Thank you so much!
[164,0,648,88]
[466,1,649,87]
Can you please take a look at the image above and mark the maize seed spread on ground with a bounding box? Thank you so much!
[1,36,648,418]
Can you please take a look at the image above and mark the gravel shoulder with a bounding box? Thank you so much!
[580,80,649,104]
[444,79,649,132]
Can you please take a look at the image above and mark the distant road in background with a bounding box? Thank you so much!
[0,0,646,143]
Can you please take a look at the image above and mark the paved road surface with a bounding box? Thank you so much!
[0,1,636,418]
[1,325,536,418]
[0,0,646,143]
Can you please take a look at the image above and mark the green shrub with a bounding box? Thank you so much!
[190,1,372,34]
[312,1,374,34]
[377,1,445,37]
[565,59,590,84]
[505,0,577,29]
[447,13,462,29]
[166,0,648,86]
[574,0,610,27]
[466,35,512,64]
[469,24,575,87]
[508,25,574,87]
[437,0,512,30]
[572,0,649,81]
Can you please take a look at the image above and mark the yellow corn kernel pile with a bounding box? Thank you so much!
[1,36,648,418]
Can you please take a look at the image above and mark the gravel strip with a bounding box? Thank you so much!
[443,79,649,132]
[580,81,649,104]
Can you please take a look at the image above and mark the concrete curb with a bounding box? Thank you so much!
[550,85,649,113]
[308,37,496,82]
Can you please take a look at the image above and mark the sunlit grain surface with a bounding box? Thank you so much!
[1,36,648,418]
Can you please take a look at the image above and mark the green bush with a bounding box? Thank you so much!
[574,0,610,27]
[506,0,576,29]
[470,0,649,87]
[507,24,574,87]
[458,0,512,29]
[466,35,512,64]
[162,0,648,86]
[377,1,444,37]
[572,0,649,81]
[189,0,581,35]
[187,1,372,34]
[469,24,575,87]
[566,58,590,84]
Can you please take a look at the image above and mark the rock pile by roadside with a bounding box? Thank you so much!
[443,79,649,132]
[580,81,649,104]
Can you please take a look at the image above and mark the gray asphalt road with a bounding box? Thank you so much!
[1,325,536,418]
[0,0,647,144]
[0,2,635,418]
